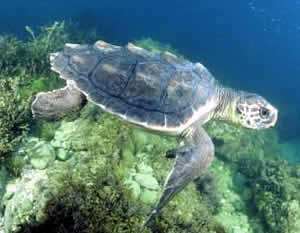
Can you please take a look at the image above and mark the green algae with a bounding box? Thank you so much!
[205,118,300,233]
[32,121,60,142]
[205,121,280,162]
[0,20,298,233]
[238,158,300,233]
[8,119,226,233]
[0,77,32,159]
[0,21,71,161]
[15,165,145,233]
[134,38,182,57]
[0,20,101,162]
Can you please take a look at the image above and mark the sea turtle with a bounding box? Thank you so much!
[31,40,278,231]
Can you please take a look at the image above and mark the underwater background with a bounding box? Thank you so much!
[0,1,299,233]
[2,0,300,141]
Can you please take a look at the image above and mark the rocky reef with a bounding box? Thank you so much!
[0,22,299,233]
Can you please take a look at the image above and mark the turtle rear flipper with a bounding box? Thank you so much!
[31,80,86,120]
[140,126,214,232]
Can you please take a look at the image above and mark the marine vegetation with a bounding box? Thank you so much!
[14,164,145,233]
[30,35,278,233]
[0,22,68,159]
[12,149,226,233]
[205,121,280,163]
[238,157,300,233]
[0,20,295,233]
[0,22,68,77]
[0,77,32,158]
[0,36,22,75]
[134,38,182,57]
[0,20,101,162]
[23,22,69,75]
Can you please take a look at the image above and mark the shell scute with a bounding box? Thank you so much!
[147,111,166,127]
[50,41,217,133]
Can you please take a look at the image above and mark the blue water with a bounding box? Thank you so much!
[1,0,300,141]
[1,2,300,232]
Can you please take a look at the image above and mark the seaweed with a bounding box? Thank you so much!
[0,76,32,158]
[238,158,300,233]
[0,22,69,138]
[195,173,222,215]
[134,38,182,57]
[0,22,68,77]
[23,22,69,75]
[0,36,23,75]
[16,167,144,233]
[0,20,95,160]
[14,160,226,233]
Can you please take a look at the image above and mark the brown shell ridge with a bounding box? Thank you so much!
[50,41,218,131]
[62,48,192,115]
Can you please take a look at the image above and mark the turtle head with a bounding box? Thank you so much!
[234,92,278,129]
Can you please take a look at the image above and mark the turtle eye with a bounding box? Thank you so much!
[236,105,243,114]
[260,108,270,118]
[236,107,242,114]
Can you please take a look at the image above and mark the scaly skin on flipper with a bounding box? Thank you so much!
[139,126,214,232]
[31,80,86,120]
[31,40,278,232]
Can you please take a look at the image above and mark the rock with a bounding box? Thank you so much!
[0,166,8,200]
[288,200,300,232]
[3,184,16,202]
[122,148,135,162]
[134,173,159,190]
[29,142,56,170]
[132,130,148,152]
[3,170,50,233]
[56,148,72,161]
[124,180,141,198]
[137,162,153,174]
[51,119,90,151]
[51,121,76,149]
[139,190,158,204]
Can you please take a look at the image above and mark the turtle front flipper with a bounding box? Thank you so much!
[140,126,215,232]
[31,80,86,120]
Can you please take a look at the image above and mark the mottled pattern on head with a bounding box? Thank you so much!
[236,93,277,129]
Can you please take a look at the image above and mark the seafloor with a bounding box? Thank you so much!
[0,21,299,233]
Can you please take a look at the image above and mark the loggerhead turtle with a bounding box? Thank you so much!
[31,40,278,230]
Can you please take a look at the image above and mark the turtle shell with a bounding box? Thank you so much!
[50,41,218,134]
